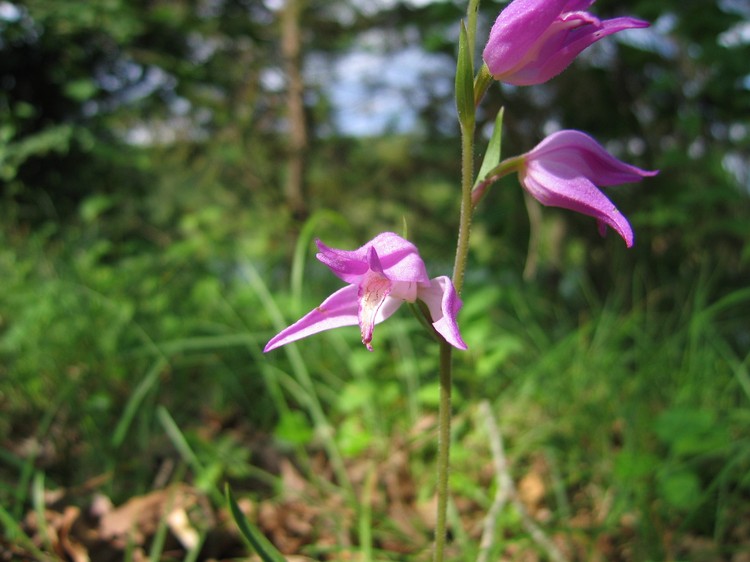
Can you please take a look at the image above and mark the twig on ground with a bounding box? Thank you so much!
[477,401,513,562]
[477,400,568,562]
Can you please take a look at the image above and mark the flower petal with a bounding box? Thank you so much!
[527,130,658,186]
[502,11,601,85]
[483,0,570,78]
[264,285,360,352]
[418,276,468,351]
[564,0,596,10]
[368,233,430,283]
[315,241,369,284]
[495,15,650,85]
[483,0,650,86]
[521,159,635,246]
[316,232,429,285]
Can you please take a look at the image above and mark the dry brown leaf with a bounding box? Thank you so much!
[23,509,63,557]
[258,500,313,554]
[58,506,89,562]
[98,483,203,550]
[99,489,169,542]
[518,471,545,512]
[383,449,415,505]
[280,458,308,497]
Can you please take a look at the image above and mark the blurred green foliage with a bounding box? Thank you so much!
[0,0,749,559]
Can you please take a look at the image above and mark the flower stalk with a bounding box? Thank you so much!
[472,155,523,208]
[452,20,476,297]
[433,339,454,562]
[432,115,474,561]
[433,14,478,562]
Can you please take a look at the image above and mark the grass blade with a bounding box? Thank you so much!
[0,504,55,562]
[225,484,287,562]
[112,357,167,448]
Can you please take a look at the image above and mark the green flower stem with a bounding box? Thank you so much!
[433,339,453,562]
[434,63,477,562]
[433,1,482,558]
[452,120,476,296]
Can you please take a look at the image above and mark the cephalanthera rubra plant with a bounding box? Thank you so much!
[257,0,657,560]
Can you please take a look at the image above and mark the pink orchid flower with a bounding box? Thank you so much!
[520,130,658,247]
[264,233,467,352]
[483,0,649,86]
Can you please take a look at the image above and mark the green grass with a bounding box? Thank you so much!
[0,219,748,561]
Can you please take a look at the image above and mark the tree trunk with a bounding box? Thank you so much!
[281,0,308,220]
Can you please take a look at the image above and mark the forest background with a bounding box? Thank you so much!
[1,0,749,560]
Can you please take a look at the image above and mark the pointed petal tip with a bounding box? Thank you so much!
[453,339,469,351]
[598,218,634,247]
[625,17,651,29]
[263,337,282,353]
[263,334,288,353]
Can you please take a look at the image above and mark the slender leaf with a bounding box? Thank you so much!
[475,107,504,187]
[112,358,167,448]
[226,484,287,562]
[455,20,475,130]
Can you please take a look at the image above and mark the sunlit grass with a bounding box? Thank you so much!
[1,222,748,560]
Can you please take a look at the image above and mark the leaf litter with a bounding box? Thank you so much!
[7,408,750,561]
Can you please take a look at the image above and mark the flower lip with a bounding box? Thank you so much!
[357,251,393,351]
